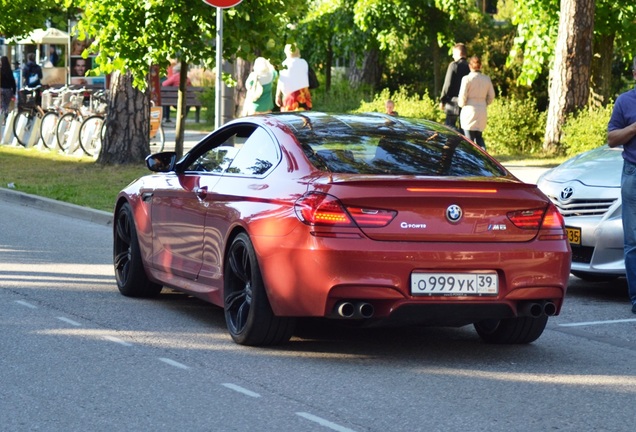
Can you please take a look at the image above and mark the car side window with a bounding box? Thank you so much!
[225,127,279,176]
[185,127,255,173]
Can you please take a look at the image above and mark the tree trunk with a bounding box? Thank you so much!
[234,57,251,117]
[590,33,615,108]
[325,38,333,92]
[543,0,595,151]
[432,42,441,99]
[173,64,189,158]
[348,48,381,89]
[97,70,149,165]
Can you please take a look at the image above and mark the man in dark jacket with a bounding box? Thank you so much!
[21,53,43,88]
[439,43,470,130]
[21,53,43,106]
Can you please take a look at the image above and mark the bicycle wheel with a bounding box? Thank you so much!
[79,115,104,158]
[12,110,36,147]
[149,123,165,153]
[40,111,60,149]
[56,112,76,151]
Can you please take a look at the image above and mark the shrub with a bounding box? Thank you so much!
[561,104,612,156]
[198,87,216,123]
[484,97,546,156]
[355,88,444,123]
[311,77,375,113]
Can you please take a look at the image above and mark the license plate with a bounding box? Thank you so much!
[411,272,498,296]
[565,226,581,245]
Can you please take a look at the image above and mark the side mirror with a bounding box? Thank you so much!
[146,152,177,172]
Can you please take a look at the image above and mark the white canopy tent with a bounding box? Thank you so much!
[7,27,70,86]
[8,27,70,45]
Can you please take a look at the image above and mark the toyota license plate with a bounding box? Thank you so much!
[411,272,498,296]
[565,226,581,245]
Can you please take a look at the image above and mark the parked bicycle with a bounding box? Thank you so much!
[55,88,92,152]
[39,86,70,150]
[77,90,109,157]
[12,85,45,147]
[80,101,165,158]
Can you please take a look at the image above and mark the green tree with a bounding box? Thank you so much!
[0,0,65,38]
[68,0,307,163]
[543,0,594,150]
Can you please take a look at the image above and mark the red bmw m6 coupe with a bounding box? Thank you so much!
[114,112,571,346]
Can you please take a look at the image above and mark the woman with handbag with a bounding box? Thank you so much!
[243,57,276,116]
[276,44,312,112]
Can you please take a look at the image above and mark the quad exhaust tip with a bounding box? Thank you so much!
[335,301,374,319]
[518,301,557,318]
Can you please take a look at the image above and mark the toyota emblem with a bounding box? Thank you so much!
[446,204,463,223]
[559,186,574,202]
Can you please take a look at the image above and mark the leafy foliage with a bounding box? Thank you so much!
[70,0,308,90]
[0,0,65,38]
[356,87,443,122]
[560,105,613,155]
[484,97,546,156]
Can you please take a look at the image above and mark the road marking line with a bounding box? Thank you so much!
[56,317,82,326]
[15,300,37,309]
[296,412,357,432]
[158,357,189,370]
[221,383,261,398]
[103,335,133,347]
[559,318,636,327]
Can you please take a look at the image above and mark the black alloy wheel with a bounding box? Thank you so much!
[223,232,295,346]
[113,203,162,297]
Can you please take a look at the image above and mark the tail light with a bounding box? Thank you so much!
[507,204,566,240]
[507,208,545,229]
[294,193,396,227]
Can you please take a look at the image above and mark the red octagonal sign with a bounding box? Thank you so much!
[202,0,243,7]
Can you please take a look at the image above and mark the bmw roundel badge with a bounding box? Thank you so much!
[446,204,463,223]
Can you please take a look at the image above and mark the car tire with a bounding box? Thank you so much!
[474,315,548,344]
[113,203,162,297]
[224,232,295,346]
[571,271,620,282]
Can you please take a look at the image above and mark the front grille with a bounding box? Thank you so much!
[571,245,594,264]
[547,195,616,217]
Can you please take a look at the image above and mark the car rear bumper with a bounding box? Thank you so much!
[255,234,571,322]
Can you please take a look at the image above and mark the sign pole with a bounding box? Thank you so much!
[203,0,242,129]
[215,7,223,130]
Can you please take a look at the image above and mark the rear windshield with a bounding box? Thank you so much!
[289,115,506,177]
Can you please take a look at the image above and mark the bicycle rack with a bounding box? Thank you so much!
[12,114,43,148]
[1,111,16,145]
[65,118,82,156]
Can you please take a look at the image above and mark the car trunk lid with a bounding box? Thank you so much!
[311,176,550,243]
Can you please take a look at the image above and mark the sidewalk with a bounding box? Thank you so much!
[161,122,211,152]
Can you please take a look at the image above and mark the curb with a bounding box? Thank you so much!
[0,187,113,226]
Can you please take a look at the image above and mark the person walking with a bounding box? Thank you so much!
[243,57,277,116]
[439,43,470,129]
[276,44,312,112]
[1,56,17,125]
[21,53,42,88]
[457,55,495,150]
[607,58,636,314]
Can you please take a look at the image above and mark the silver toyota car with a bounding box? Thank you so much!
[537,145,624,281]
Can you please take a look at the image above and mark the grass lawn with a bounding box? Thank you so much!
[0,146,148,213]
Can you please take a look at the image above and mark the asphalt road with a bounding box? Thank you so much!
[1,193,636,431]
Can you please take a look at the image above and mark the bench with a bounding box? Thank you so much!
[160,86,206,123]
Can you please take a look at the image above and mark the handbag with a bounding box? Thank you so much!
[308,66,319,90]
[444,97,460,116]
[247,77,263,102]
